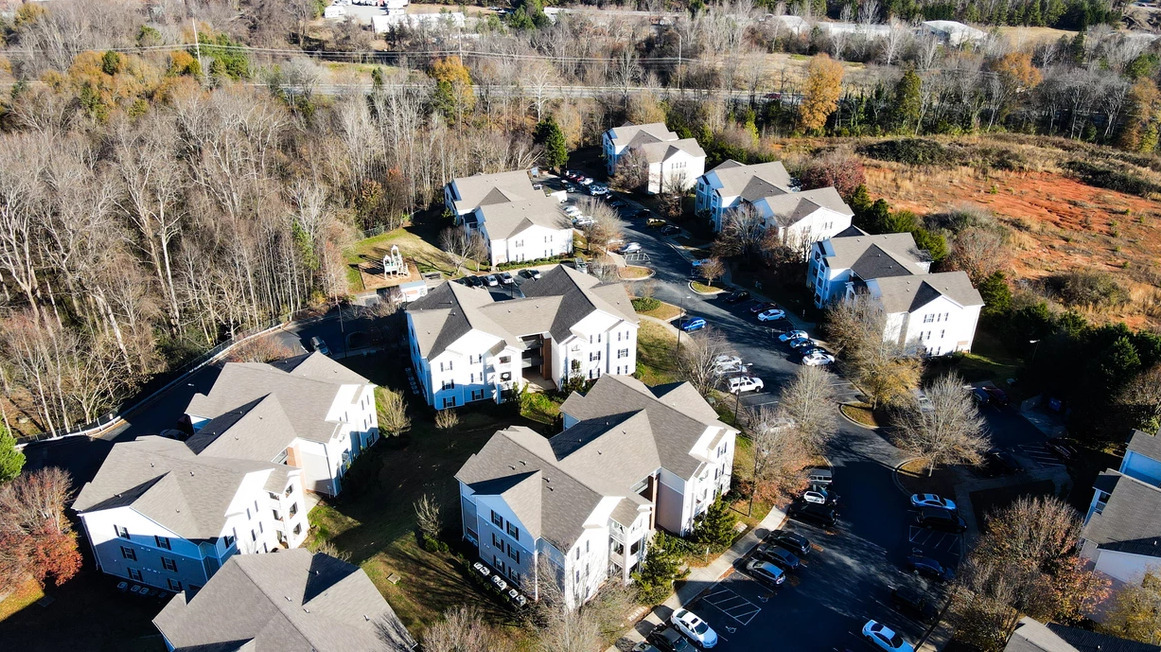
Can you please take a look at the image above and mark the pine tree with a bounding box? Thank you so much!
[691,497,737,552]
[979,272,1013,321]
[893,69,922,135]
[535,117,569,171]
[0,424,24,483]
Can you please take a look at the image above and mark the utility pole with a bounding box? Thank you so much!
[191,17,204,75]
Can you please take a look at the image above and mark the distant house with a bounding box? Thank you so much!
[406,265,638,409]
[1081,430,1161,586]
[808,231,983,355]
[695,160,854,251]
[443,170,573,266]
[1003,616,1160,652]
[372,11,465,32]
[184,352,379,496]
[764,14,811,36]
[455,375,737,607]
[921,20,987,46]
[602,123,706,194]
[323,5,347,19]
[73,436,309,594]
[153,549,416,651]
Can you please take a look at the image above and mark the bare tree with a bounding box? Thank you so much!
[224,336,295,363]
[579,198,625,254]
[699,258,725,287]
[440,226,473,274]
[825,292,920,408]
[948,226,1010,283]
[532,556,603,652]
[777,365,838,453]
[748,405,812,501]
[713,204,771,261]
[0,467,82,588]
[893,373,990,475]
[675,327,735,397]
[424,605,508,652]
[609,149,648,194]
[413,493,442,541]
[377,387,411,437]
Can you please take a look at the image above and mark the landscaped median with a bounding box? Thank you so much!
[840,401,881,428]
[618,265,654,280]
[631,296,683,321]
[688,281,723,295]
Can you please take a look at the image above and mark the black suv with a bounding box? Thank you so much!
[766,530,811,556]
[788,500,838,527]
[916,508,966,533]
[647,625,692,652]
[890,585,940,622]
[755,543,801,571]
[906,553,955,582]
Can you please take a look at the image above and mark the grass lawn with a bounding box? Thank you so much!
[840,402,881,428]
[926,329,1023,386]
[0,577,44,622]
[344,221,458,292]
[689,281,723,294]
[636,321,680,385]
[519,391,562,426]
[306,353,544,643]
[634,299,683,321]
[618,265,652,280]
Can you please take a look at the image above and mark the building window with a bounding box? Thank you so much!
[114,525,129,539]
[120,546,136,561]
[493,532,503,548]
[617,349,629,359]
[293,523,303,536]
[492,510,503,527]
[251,530,257,542]
[289,503,298,517]
[507,522,519,539]
[630,540,641,555]
[273,510,281,520]
[590,351,601,362]
[507,544,520,564]
[612,541,624,555]
[923,314,934,323]
[128,568,142,581]
[441,380,455,391]
[168,578,182,591]
[154,535,171,550]
[940,330,946,339]
[224,535,236,548]
[161,557,178,572]
[285,485,294,497]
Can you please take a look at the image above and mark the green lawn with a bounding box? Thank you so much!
[519,391,562,426]
[925,329,1024,386]
[343,217,464,292]
[0,577,44,622]
[690,281,723,294]
[307,354,546,642]
[636,321,680,385]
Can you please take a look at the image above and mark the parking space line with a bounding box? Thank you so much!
[699,586,762,626]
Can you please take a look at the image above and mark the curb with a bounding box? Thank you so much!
[619,266,656,281]
[892,458,925,496]
[687,281,723,296]
[838,403,880,431]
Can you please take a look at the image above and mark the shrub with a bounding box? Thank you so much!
[1065,160,1161,198]
[632,297,661,312]
[798,151,866,199]
[858,139,957,167]
[434,409,459,430]
[1047,270,1131,309]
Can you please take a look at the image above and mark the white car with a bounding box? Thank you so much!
[573,217,595,227]
[862,620,914,652]
[778,330,808,342]
[564,205,582,217]
[714,361,745,376]
[713,354,742,367]
[484,275,500,287]
[802,350,835,366]
[910,494,957,511]
[757,308,786,321]
[727,376,764,393]
[671,608,718,649]
[620,242,642,254]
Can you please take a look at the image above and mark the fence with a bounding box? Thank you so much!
[12,313,324,448]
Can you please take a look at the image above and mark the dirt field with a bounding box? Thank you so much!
[856,138,1161,329]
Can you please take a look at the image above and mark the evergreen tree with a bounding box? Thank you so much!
[0,424,24,483]
[690,497,737,553]
[632,532,685,604]
[534,117,569,171]
[979,271,1013,321]
[893,69,922,135]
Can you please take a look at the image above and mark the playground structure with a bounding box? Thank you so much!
[382,245,407,279]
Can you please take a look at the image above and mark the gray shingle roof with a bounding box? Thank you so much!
[476,195,570,240]
[72,437,279,539]
[186,395,297,463]
[447,170,534,215]
[608,123,677,148]
[1128,429,1161,463]
[825,232,929,276]
[758,186,854,229]
[703,160,792,199]
[153,549,415,652]
[185,352,371,445]
[637,138,706,164]
[408,266,637,359]
[1004,617,1160,652]
[870,271,984,313]
[1082,471,1161,557]
[458,375,733,551]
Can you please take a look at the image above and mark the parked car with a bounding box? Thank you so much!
[766,530,812,556]
[905,553,955,582]
[915,507,967,533]
[647,217,667,227]
[755,543,800,571]
[802,350,836,366]
[910,494,956,511]
[749,301,778,314]
[521,268,542,280]
[484,274,500,287]
[757,308,787,322]
[573,217,596,227]
[787,500,837,527]
[807,467,833,485]
[862,620,915,652]
[802,486,838,506]
[462,275,481,287]
[890,586,940,622]
[713,354,742,367]
[744,559,787,587]
[979,448,1023,477]
[788,337,815,350]
[724,290,750,304]
[678,317,707,332]
[779,330,808,342]
[588,184,609,196]
[670,609,718,649]
[579,177,594,186]
[564,205,582,217]
[621,242,643,254]
[983,386,1010,406]
[715,362,745,376]
[1046,438,1079,463]
[647,625,693,652]
[971,387,991,405]
[727,376,764,393]
[661,224,681,235]
[309,336,330,357]
[499,272,515,285]
[632,642,663,652]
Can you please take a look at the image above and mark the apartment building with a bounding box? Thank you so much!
[602,123,706,194]
[455,375,736,607]
[407,265,638,409]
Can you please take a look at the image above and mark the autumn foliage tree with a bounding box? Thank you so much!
[0,467,82,588]
[797,54,844,133]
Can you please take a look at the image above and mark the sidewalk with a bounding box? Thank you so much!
[607,505,787,651]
